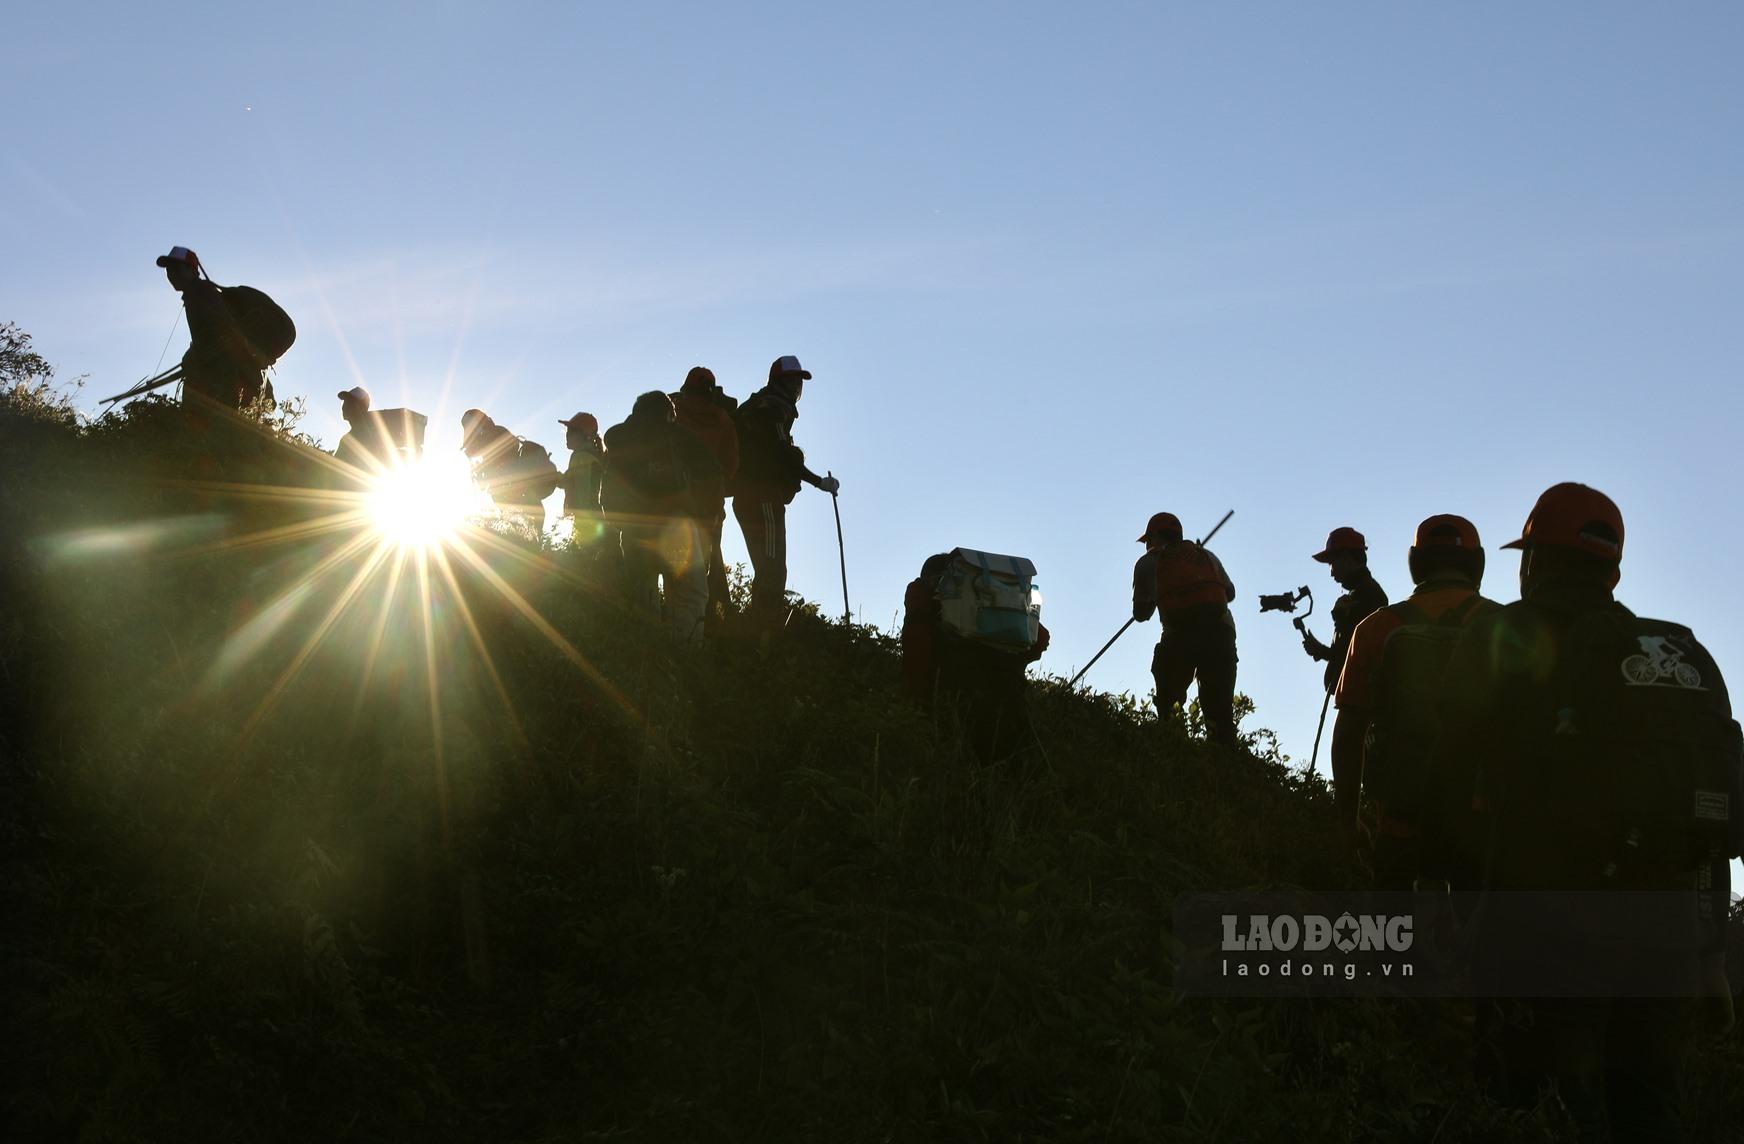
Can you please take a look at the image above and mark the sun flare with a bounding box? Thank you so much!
[366,455,484,549]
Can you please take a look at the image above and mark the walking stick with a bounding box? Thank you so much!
[1068,618,1134,688]
[828,471,849,624]
[1067,509,1234,689]
[1309,688,1332,769]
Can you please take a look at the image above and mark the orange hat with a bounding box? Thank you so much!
[1500,482,1623,561]
[1137,512,1183,543]
[1413,514,1480,549]
[1312,527,1366,562]
[558,411,598,434]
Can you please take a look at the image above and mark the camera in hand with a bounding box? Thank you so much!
[1259,586,1312,614]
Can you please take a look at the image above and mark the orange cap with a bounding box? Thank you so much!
[1312,526,1366,562]
[1413,514,1480,549]
[1500,482,1623,560]
[1137,511,1183,543]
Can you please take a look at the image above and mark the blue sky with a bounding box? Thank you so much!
[6,1,1743,781]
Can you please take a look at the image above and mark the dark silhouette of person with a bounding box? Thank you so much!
[729,356,839,629]
[671,367,740,629]
[334,388,426,484]
[1434,482,1739,1141]
[902,552,1050,762]
[460,409,524,506]
[1302,527,1388,692]
[1131,512,1238,747]
[557,411,606,525]
[1330,514,1499,885]
[601,392,723,644]
[155,246,270,409]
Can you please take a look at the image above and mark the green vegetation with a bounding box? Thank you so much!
[2,354,1739,1142]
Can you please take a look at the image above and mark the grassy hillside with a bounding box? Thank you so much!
[2,385,1740,1143]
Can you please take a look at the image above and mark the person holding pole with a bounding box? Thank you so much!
[729,355,839,631]
[1131,511,1239,747]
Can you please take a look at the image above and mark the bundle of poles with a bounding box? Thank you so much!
[100,364,183,406]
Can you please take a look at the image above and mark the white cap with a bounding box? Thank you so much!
[337,386,371,410]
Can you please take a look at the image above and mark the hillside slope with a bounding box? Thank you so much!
[2,391,1739,1143]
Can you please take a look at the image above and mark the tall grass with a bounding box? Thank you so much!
[1,388,1738,1143]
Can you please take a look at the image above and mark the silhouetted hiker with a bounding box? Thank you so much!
[1329,515,1499,887]
[1302,527,1387,692]
[671,367,740,629]
[601,392,723,643]
[1434,483,1741,1140]
[1131,512,1238,747]
[461,409,559,510]
[902,550,1049,762]
[334,387,427,474]
[730,356,839,629]
[155,246,289,409]
[556,412,605,522]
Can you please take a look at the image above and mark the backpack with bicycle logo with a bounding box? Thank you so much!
[1542,604,1742,873]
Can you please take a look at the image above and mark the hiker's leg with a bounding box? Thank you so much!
[704,509,730,622]
[618,524,661,616]
[736,499,787,622]
[662,518,709,644]
[1196,625,1239,747]
[1151,635,1193,720]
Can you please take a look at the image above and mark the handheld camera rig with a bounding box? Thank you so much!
[1258,585,1314,633]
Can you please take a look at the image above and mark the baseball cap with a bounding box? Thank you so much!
[154,246,200,270]
[768,355,812,383]
[1137,511,1183,543]
[1312,527,1367,562]
[682,366,717,393]
[1412,514,1480,550]
[337,386,370,409]
[558,411,599,435]
[1500,482,1623,561]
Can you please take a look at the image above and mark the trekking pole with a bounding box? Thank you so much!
[828,471,849,624]
[1066,510,1234,690]
[1309,688,1332,769]
[1068,618,1134,689]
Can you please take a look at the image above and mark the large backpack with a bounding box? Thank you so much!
[621,435,691,504]
[219,285,297,367]
[935,548,1040,654]
[506,438,561,506]
[1154,541,1226,612]
[1535,606,1743,873]
[1364,594,1493,818]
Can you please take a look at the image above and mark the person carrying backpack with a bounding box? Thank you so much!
[902,550,1050,762]
[671,367,740,629]
[602,391,723,644]
[461,409,558,511]
[1435,483,1741,1141]
[155,246,285,410]
[730,356,839,629]
[1131,512,1239,747]
[1330,514,1499,886]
